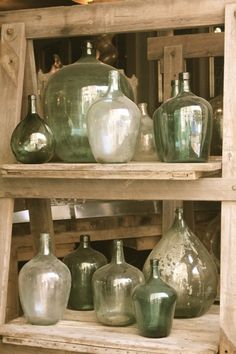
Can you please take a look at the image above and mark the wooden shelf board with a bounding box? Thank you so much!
[0,305,219,353]
[0,159,222,181]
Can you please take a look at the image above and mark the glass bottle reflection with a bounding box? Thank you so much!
[132,258,177,338]
[153,72,213,162]
[18,233,71,325]
[63,234,107,310]
[92,239,144,326]
[143,208,218,318]
[87,70,141,163]
[11,95,55,163]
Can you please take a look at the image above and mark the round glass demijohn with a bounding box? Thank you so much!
[11,94,55,164]
[87,70,141,163]
[43,40,134,162]
[92,239,144,326]
[18,233,71,325]
[63,234,107,310]
[132,258,177,338]
[143,208,218,318]
[153,72,213,162]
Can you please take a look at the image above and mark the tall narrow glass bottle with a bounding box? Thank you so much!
[132,258,177,338]
[92,239,144,326]
[11,95,55,163]
[153,72,213,162]
[87,70,141,163]
[133,102,157,161]
[18,233,71,325]
[63,234,107,310]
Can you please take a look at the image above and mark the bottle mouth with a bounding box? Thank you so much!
[150,258,159,267]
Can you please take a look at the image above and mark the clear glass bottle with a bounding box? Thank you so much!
[11,95,55,163]
[87,70,141,163]
[43,40,134,162]
[153,72,213,162]
[132,102,157,161]
[209,94,223,156]
[18,233,71,325]
[92,239,144,326]
[132,258,177,338]
[143,208,218,318]
[63,234,107,310]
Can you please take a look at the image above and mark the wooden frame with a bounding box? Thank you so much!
[0,0,236,353]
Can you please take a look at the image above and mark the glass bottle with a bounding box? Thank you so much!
[87,70,141,163]
[143,208,218,318]
[132,258,177,338]
[132,102,157,161]
[209,94,223,156]
[153,72,213,162]
[63,234,107,310]
[43,40,134,162]
[170,79,179,98]
[92,239,144,326]
[18,233,71,325]
[11,95,55,163]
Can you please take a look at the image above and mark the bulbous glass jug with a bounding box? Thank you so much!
[63,234,107,310]
[43,40,134,162]
[143,208,218,318]
[18,233,71,325]
[92,239,144,326]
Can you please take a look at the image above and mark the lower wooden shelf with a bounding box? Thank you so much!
[0,305,219,354]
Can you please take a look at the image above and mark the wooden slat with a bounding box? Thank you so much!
[0,23,26,163]
[220,3,236,353]
[148,32,224,61]
[0,306,219,353]
[0,0,234,39]
[0,342,70,354]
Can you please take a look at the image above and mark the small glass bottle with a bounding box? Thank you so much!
[18,233,71,325]
[209,94,223,156]
[11,95,55,163]
[132,258,177,338]
[87,70,141,163]
[92,239,144,326]
[153,72,213,162]
[63,234,107,310]
[170,79,179,97]
[143,208,218,318]
[132,102,157,161]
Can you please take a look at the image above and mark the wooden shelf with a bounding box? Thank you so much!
[0,305,219,354]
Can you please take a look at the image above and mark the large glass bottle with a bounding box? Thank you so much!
[143,208,218,318]
[43,40,134,162]
[18,233,71,325]
[11,95,55,163]
[92,239,144,326]
[63,234,107,310]
[153,72,213,162]
[87,70,141,163]
[132,102,157,161]
[132,258,177,338]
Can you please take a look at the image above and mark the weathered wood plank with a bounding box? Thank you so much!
[0,342,71,354]
[148,32,224,61]
[0,306,219,353]
[0,0,234,39]
[220,3,236,353]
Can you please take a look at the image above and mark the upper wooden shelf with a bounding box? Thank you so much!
[0,305,219,354]
[0,160,222,181]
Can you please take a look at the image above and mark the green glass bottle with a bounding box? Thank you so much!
[92,239,144,326]
[63,234,107,310]
[153,72,213,162]
[44,40,134,162]
[132,258,177,338]
[11,95,55,163]
[143,208,218,318]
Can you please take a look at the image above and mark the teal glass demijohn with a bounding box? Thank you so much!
[153,72,213,162]
[11,95,55,164]
[132,258,177,338]
[43,40,134,162]
[63,234,107,310]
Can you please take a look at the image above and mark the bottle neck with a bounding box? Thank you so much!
[138,103,148,117]
[38,233,52,256]
[150,259,160,280]
[79,235,90,249]
[111,240,125,264]
[171,80,179,97]
[173,207,186,228]
[28,95,37,115]
[79,41,97,63]
[107,70,121,96]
